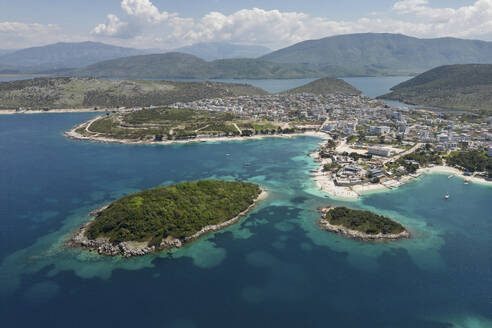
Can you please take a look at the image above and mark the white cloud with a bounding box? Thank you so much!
[92,14,129,37]
[89,0,492,49]
[121,0,172,23]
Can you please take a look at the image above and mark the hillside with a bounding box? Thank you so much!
[261,33,492,75]
[378,64,492,111]
[0,42,150,69]
[282,77,361,95]
[174,42,270,60]
[72,52,328,79]
[0,77,267,110]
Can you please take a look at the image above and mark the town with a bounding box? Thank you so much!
[172,92,492,197]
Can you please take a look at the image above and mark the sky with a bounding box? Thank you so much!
[0,0,491,50]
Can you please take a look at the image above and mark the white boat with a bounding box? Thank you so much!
[448,175,453,179]
[444,193,450,200]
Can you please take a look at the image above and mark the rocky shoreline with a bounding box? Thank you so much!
[67,190,267,258]
[318,207,411,241]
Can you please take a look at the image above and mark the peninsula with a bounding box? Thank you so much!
[379,64,492,111]
[69,180,266,257]
[319,207,410,241]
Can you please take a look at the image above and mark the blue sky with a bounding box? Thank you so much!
[0,0,489,49]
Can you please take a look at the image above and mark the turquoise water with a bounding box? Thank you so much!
[0,113,491,327]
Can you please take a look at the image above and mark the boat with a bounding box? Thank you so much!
[444,193,450,200]
[225,153,231,156]
[448,175,453,179]
[243,163,252,167]
[464,180,470,185]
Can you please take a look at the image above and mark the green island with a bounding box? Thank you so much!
[319,207,410,241]
[379,64,492,111]
[69,180,265,257]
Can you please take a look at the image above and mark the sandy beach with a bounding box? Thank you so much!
[311,143,492,200]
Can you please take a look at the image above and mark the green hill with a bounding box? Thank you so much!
[261,33,492,75]
[378,64,492,111]
[71,52,340,79]
[282,77,361,95]
[0,77,267,110]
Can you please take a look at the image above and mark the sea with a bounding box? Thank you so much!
[0,78,491,327]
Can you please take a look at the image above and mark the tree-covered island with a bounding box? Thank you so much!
[69,180,266,257]
[319,207,410,241]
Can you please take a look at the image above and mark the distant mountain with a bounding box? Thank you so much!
[0,49,16,56]
[72,52,335,79]
[174,42,270,60]
[0,77,267,109]
[283,77,361,95]
[0,42,151,69]
[379,64,492,111]
[261,33,492,75]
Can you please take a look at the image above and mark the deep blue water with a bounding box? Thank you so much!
[0,114,491,327]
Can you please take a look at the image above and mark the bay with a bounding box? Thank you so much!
[0,113,491,327]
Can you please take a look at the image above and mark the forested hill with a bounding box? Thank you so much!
[0,77,267,110]
[71,52,340,79]
[260,33,492,75]
[282,77,361,95]
[379,64,492,111]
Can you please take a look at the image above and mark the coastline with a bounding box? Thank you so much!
[318,207,411,241]
[0,108,121,115]
[68,189,268,258]
[311,152,492,200]
[65,118,330,145]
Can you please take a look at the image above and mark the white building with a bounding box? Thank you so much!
[368,147,393,157]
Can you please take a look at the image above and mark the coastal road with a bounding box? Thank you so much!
[384,143,422,164]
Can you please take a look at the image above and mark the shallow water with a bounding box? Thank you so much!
[0,113,491,327]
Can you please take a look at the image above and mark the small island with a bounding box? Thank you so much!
[69,180,266,257]
[318,207,410,241]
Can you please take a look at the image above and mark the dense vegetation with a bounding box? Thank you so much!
[396,145,443,173]
[86,180,262,244]
[72,53,331,79]
[0,77,266,109]
[447,150,492,174]
[261,33,492,76]
[282,77,361,95]
[323,207,406,235]
[379,64,492,111]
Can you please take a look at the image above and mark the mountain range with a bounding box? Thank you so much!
[71,53,328,79]
[261,33,492,75]
[3,34,492,78]
[0,42,151,70]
